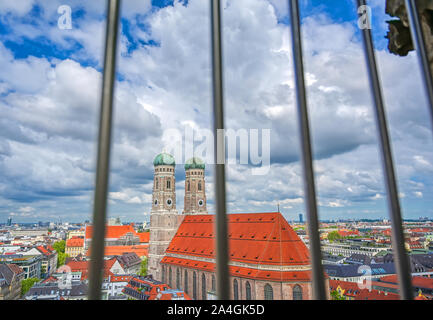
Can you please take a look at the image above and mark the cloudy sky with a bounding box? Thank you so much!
[0,0,432,223]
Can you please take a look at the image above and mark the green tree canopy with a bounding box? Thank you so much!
[139,257,147,277]
[21,278,39,296]
[327,231,342,242]
[330,290,345,300]
[53,240,66,253]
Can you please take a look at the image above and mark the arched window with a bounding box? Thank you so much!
[176,268,180,289]
[293,285,303,300]
[193,272,197,300]
[198,181,202,191]
[202,274,207,300]
[167,180,171,189]
[233,279,239,300]
[156,178,158,189]
[162,265,165,283]
[264,284,273,300]
[245,281,251,300]
[187,181,190,191]
[184,270,188,293]
[212,275,216,292]
[169,267,172,288]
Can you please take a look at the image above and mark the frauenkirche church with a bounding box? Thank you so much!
[148,152,328,300]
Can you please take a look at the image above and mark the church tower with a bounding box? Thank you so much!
[183,157,208,215]
[148,152,181,281]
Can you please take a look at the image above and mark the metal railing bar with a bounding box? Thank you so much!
[405,0,433,125]
[210,0,230,300]
[356,0,413,300]
[288,0,327,300]
[88,0,121,300]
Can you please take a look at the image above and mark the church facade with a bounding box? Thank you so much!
[148,152,327,300]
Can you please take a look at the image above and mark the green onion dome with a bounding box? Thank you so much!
[184,157,205,170]
[153,152,176,167]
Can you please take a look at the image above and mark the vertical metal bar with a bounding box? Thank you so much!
[288,0,327,300]
[356,0,413,300]
[210,0,230,300]
[88,0,121,300]
[405,0,433,124]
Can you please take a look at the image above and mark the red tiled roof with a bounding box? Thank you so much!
[7,264,24,275]
[161,256,312,282]
[165,212,310,266]
[85,224,136,240]
[63,258,119,280]
[42,276,58,283]
[329,280,362,297]
[354,289,399,300]
[86,245,148,258]
[137,232,150,243]
[66,237,84,248]
[379,275,433,290]
[338,229,360,237]
[109,275,132,282]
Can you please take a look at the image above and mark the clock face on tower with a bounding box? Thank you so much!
[198,199,204,207]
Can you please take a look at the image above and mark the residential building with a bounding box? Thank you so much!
[0,264,25,300]
[0,254,41,279]
[24,280,88,300]
[116,252,142,275]
[101,275,132,300]
[122,275,190,300]
[65,237,85,257]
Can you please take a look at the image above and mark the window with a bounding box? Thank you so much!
[212,275,216,292]
[293,285,303,300]
[187,181,190,191]
[167,180,171,189]
[176,268,180,289]
[233,279,238,300]
[156,178,158,189]
[193,272,197,300]
[169,267,172,288]
[264,284,273,300]
[184,270,188,293]
[202,273,207,300]
[245,281,251,300]
[198,181,202,191]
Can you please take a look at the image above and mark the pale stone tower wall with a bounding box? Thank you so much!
[183,158,208,215]
[148,156,180,281]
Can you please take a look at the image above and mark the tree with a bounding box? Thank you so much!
[330,290,345,300]
[41,265,46,275]
[53,240,66,254]
[53,240,68,267]
[139,257,147,276]
[327,231,342,242]
[21,278,39,296]
[57,252,69,268]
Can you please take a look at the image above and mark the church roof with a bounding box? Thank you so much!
[85,224,136,240]
[184,157,205,170]
[153,152,175,167]
[161,256,312,282]
[164,212,310,267]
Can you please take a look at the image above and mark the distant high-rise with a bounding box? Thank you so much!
[299,213,303,223]
[7,217,12,226]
